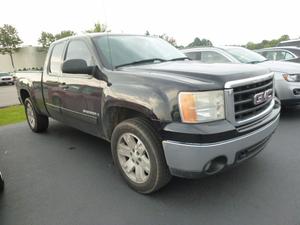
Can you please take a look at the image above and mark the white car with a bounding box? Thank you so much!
[183,47,300,106]
[0,72,14,85]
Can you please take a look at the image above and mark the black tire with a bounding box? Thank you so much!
[24,98,49,133]
[111,117,171,194]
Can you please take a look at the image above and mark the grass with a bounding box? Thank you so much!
[0,105,26,126]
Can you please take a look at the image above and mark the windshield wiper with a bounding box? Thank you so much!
[115,58,166,69]
[248,59,269,64]
[168,57,190,61]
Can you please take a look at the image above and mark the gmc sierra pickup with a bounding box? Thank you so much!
[16,34,281,193]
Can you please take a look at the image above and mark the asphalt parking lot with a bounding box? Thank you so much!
[0,107,300,225]
[0,84,19,107]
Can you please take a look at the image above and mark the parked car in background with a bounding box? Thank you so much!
[277,39,300,47]
[16,34,280,193]
[0,72,14,85]
[183,46,300,106]
[256,47,300,63]
[10,72,17,82]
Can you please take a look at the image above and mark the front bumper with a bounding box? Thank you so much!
[0,79,13,84]
[275,75,300,105]
[162,101,280,178]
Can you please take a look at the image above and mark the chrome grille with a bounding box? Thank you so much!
[234,78,273,122]
[224,73,275,127]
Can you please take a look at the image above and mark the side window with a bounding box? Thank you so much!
[275,51,286,60]
[65,40,94,67]
[264,51,277,60]
[49,42,65,75]
[283,51,294,60]
[260,51,268,57]
[185,52,201,61]
[201,51,230,63]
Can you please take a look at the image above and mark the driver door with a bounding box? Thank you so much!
[58,39,103,135]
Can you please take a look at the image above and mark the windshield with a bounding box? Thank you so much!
[93,35,186,69]
[0,73,10,77]
[224,47,267,64]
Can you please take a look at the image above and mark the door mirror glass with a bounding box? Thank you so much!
[62,59,94,75]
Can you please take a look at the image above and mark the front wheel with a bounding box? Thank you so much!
[24,98,49,133]
[111,118,171,194]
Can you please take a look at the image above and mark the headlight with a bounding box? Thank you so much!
[178,90,225,123]
[283,74,300,82]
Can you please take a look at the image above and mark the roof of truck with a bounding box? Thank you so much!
[51,33,157,46]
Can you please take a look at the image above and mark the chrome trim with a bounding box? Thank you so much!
[236,99,275,125]
[224,89,235,125]
[83,109,100,117]
[165,114,279,148]
[46,103,98,119]
[225,72,274,89]
[162,114,280,172]
[224,72,275,126]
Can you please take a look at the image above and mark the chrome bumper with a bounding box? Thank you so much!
[162,113,280,177]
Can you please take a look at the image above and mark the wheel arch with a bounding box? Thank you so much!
[102,103,161,141]
[20,89,30,104]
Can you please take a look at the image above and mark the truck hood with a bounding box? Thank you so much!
[259,60,300,74]
[119,61,269,87]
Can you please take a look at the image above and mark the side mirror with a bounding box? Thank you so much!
[62,59,94,75]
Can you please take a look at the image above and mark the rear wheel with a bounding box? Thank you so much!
[111,118,171,194]
[24,98,49,133]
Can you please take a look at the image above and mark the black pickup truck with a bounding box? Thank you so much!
[16,34,281,193]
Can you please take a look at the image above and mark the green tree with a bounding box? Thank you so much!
[187,37,213,48]
[279,35,290,42]
[159,34,177,47]
[189,37,201,47]
[86,22,109,33]
[201,38,213,47]
[55,30,76,40]
[38,32,55,48]
[245,35,290,50]
[0,24,23,69]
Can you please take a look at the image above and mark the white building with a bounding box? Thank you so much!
[0,46,47,72]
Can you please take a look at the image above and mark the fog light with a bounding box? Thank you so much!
[203,156,227,175]
[293,89,300,95]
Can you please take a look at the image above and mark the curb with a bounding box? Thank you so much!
[0,104,22,109]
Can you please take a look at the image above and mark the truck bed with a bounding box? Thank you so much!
[16,71,47,115]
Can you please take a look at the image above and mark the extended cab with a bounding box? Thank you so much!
[16,34,281,193]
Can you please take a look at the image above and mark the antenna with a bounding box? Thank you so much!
[101,0,113,70]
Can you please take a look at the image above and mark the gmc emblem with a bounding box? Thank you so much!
[253,89,273,105]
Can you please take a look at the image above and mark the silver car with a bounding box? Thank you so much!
[256,47,300,64]
[183,47,300,106]
[0,72,14,85]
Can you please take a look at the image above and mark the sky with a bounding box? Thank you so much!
[1,0,299,47]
